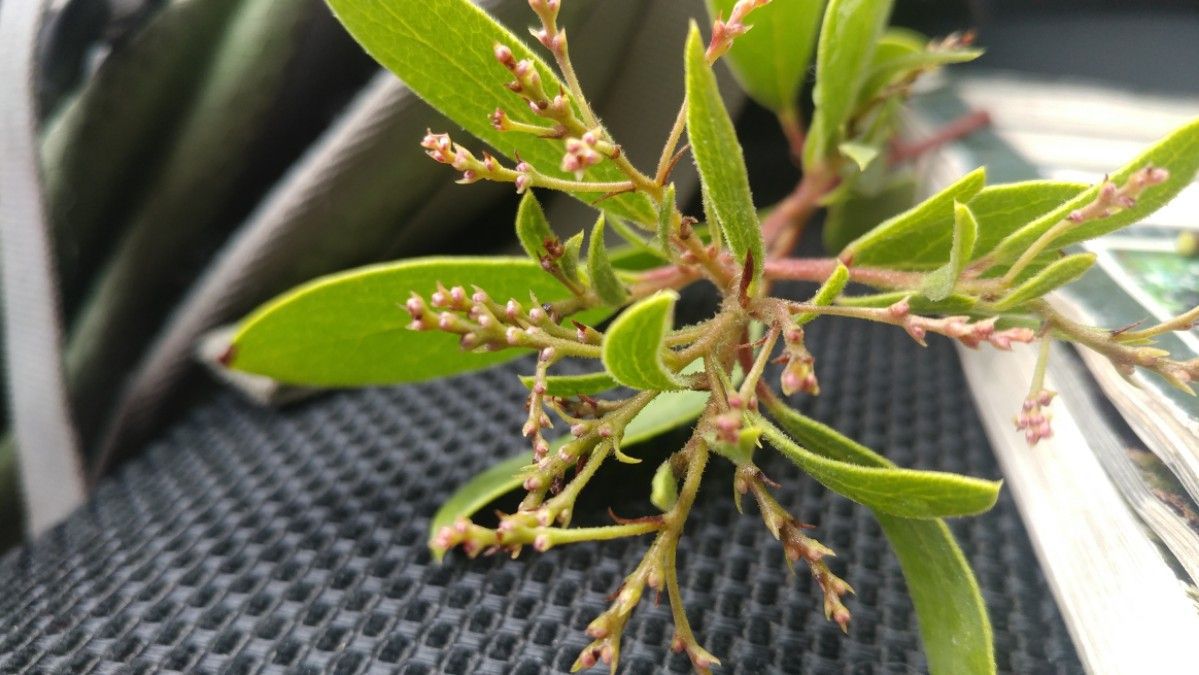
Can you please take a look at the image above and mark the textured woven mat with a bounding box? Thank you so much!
[0,314,1082,674]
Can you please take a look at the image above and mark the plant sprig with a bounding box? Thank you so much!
[229,1,1199,673]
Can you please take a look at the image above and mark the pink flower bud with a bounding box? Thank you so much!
[528,307,546,323]
[888,298,911,318]
[405,294,425,319]
[493,43,515,67]
[576,649,598,669]
[533,534,552,552]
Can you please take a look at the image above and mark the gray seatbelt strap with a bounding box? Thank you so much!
[0,0,86,534]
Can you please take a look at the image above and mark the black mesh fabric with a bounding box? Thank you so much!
[0,317,1082,674]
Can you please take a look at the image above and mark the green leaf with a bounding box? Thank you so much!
[838,291,977,313]
[991,117,1199,263]
[759,420,1001,519]
[325,0,655,223]
[231,257,608,386]
[518,371,617,397]
[841,168,986,268]
[876,517,996,675]
[765,403,995,675]
[651,459,679,511]
[429,386,711,554]
[838,141,882,171]
[705,0,825,113]
[795,263,850,326]
[922,201,979,301]
[657,183,677,256]
[685,24,764,288]
[967,180,1088,261]
[989,253,1096,311]
[560,231,584,284]
[823,176,917,252]
[602,291,688,391]
[515,191,555,262]
[803,0,894,166]
[586,217,630,305]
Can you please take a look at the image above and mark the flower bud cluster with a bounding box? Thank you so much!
[1067,165,1169,224]
[404,282,581,358]
[527,0,566,55]
[778,325,820,396]
[749,474,853,632]
[707,0,772,62]
[420,130,515,186]
[576,562,659,671]
[493,43,585,133]
[1014,388,1055,445]
[886,298,1037,350]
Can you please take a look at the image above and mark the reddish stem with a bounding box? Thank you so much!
[889,109,992,165]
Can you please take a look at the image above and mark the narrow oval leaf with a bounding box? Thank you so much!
[921,201,979,301]
[876,516,996,675]
[231,257,607,385]
[651,459,679,511]
[587,217,630,305]
[705,0,825,113]
[325,0,655,223]
[759,420,1001,519]
[795,263,850,326]
[841,167,986,268]
[518,371,618,397]
[991,117,1199,263]
[602,291,688,391]
[765,402,995,675]
[990,252,1096,311]
[516,191,555,262]
[838,291,977,313]
[803,0,894,166]
[429,386,711,554]
[685,23,764,287]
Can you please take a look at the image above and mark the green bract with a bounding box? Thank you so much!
[602,291,689,391]
[921,201,979,301]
